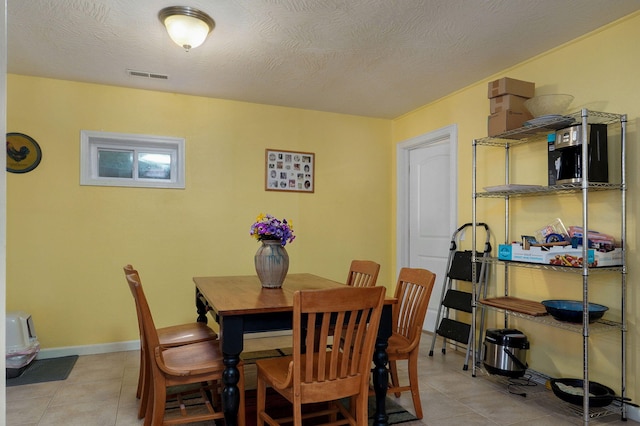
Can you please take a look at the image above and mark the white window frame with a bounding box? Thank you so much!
[80,130,185,189]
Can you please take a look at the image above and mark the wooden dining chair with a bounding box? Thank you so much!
[316,260,380,348]
[123,264,219,419]
[124,265,244,426]
[345,260,380,287]
[255,285,386,426]
[386,267,436,419]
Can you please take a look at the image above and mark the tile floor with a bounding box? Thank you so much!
[5,333,633,425]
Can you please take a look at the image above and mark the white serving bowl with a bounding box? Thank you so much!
[524,94,574,117]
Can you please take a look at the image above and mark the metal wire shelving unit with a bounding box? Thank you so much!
[470,109,627,425]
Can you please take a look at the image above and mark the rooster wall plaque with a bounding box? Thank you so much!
[6,133,42,173]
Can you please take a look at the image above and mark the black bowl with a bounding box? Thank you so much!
[550,378,616,407]
[541,300,608,323]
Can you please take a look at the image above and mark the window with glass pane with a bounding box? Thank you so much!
[98,149,134,178]
[138,152,171,180]
[81,130,185,189]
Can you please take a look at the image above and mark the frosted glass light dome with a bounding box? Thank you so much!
[159,7,215,52]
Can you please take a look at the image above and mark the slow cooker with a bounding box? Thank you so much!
[483,328,529,377]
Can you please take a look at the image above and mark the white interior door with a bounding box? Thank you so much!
[397,125,457,332]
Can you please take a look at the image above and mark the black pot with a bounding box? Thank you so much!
[550,378,638,408]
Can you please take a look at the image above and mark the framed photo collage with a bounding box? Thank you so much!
[265,149,314,193]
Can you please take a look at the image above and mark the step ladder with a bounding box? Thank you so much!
[428,222,491,370]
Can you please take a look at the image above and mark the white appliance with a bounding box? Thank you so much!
[6,311,40,377]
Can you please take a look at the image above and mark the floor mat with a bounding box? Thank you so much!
[377,396,419,425]
[6,355,78,387]
[241,348,289,364]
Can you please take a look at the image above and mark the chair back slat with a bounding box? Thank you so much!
[339,312,356,375]
[316,313,329,381]
[304,313,317,382]
[292,286,385,399]
[346,260,380,288]
[329,311,344,379]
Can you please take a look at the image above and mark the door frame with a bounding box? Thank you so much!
[1,0,8,420]
[396,124,458,272]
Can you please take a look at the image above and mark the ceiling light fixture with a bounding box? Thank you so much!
[158,6,215,52]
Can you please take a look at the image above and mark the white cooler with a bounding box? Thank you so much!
[6,311,40,378]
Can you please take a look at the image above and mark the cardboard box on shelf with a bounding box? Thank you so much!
[497,244,623,268]
[490,94,530,114]
[488,77,535,99]
[488,109,533,136]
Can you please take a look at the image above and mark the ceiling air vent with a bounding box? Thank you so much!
[127,69,169,80]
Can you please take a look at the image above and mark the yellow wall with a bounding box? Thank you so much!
[393,13,640,400]
[6,76,392,347]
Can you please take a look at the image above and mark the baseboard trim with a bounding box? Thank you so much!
[35,330,294,360]
[37,340,140,359]
[626,405,640,423]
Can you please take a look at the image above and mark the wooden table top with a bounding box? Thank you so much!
[193,273,348,316]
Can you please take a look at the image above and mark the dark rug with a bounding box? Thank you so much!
[241,348,292,364]
[6,355,78,387]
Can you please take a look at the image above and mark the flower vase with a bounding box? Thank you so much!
[254,239,289,288]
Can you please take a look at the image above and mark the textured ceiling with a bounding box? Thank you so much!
[8,0,640,118]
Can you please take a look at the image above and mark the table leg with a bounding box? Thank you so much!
[222,353,242,426]
[372,304,392,426]
[220,316,244,426]
[195,288,208,323]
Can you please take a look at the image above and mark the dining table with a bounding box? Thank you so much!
[193,273,396,426]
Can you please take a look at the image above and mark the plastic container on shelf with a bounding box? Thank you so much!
[535,217,569,243]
